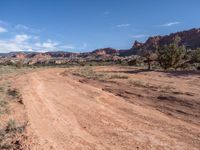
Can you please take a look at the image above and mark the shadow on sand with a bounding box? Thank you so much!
[102,68,200,77]
[164,70,200,77]
[101,69,152,74]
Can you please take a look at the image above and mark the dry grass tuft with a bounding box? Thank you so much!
[109,74,129,79]
[72,66,108,80]
[0,119,27,149]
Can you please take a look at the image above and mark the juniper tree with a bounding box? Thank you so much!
[157,36,186,70]
[191,48,200,63]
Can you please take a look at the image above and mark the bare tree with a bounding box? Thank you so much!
[139,48,157,70]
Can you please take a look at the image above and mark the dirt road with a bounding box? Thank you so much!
[16,68,200,150]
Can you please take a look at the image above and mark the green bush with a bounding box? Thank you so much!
[157,36,186,70]
[191,48,200,63]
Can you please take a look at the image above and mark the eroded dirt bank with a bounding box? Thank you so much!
[16,67,200,150]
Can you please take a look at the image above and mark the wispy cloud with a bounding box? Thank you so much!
[15,24,29,30]
[0,20,8,26]
[14,34,30,43]
[0,26,7,33]
[81,42,87,49]
[131,34,149,39]
[14,24,42,33]
[116,24,130,28]
[60,44,75,50]
[34,40,77,52]
[42,40,58,49]
[160,21,181,27]
[35,39,59,50]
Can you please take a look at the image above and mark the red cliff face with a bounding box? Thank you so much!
[133,28,200,51]
[91,48,119,56]
[14,53,26,59]
[133,41,143,49]
[11,52,27,59]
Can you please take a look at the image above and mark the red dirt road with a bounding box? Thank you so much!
[16,68,200,150]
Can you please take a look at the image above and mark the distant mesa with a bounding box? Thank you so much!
[133,28,200,51]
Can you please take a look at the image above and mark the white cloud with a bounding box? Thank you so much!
[116,24,130,28]
[35,42,41,47]
[14,34,30,43]
[34,39,61,51]
[60,44,75,49]
[131,34,149,38]
[15,24,29,30]
[0,39,32,52]
[0,26,7,33]
[27,48,34,52]
[42,39,58,49]
[0,21,77,52]
[0,35,77,52]
[0,34,32,52]
[0,36,61,52]
[14,24,42,34]
[160,22,180,27]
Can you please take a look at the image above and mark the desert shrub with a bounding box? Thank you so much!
[127,59,137,66]
[72,66,108,80]
[191,48,200,63]
[6,120,16,132]
[7,88,23,104]
[15,60,23,69]
[73,66,95,77]
[0,98,8,115]
[157,36,186,70]
[128,79,149,87]
[7,89,20,98]
[138,49,157,70]
[5,119,25,134]
[127,56,145,66]
[109,74,128,79]
[0,119,27,149]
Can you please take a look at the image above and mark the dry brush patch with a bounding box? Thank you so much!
[62,66,108,81]
[108,74,129,79]
[63,66,129,81]
[0,119,27,150]
[0,83,10,115]
[0,66,31,149]
[0,98,9,115]
[128,79,175,91]
[0,85,27,149]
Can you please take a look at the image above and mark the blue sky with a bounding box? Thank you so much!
[0,0,200,52]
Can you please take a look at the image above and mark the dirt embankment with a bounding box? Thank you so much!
[15,67,200,150]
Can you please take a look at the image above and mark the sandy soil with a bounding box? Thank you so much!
[15,67,200,150]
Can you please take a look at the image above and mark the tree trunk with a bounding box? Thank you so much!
[147,59,151,70]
